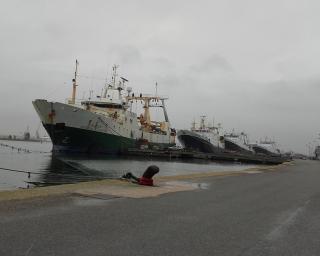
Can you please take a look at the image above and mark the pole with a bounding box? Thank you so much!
[71,60,78,104]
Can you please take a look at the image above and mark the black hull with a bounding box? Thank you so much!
[252,145,278,156]
[177,130,222,153]
[43,123,173,155]
[224,140,252,154]
[315,146,320,159]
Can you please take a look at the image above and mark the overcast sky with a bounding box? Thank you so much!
[1,0,320,153]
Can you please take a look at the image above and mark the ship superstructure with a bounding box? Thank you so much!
[251,139,280,156]
[223,132,253,154]
[33,62,176,154]
[177,116,224,153]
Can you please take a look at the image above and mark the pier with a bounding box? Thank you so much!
[0,160,319,255]
[123,148,289,165]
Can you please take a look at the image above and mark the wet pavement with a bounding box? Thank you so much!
[1,160,320,256]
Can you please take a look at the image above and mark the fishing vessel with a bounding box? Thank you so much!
[251,139,280,156]
[33,62,176,154]
[315,146,320,160]
[177,116,224,153]
[223,132,253,154]
[314,135,320,160]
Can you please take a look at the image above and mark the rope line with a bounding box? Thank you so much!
[97,117,134,147]
[0,142,50,154]
[0,166,123,180]
[0,167,41,176]
[97,117,122,137]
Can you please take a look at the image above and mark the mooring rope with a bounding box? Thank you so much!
[0,142,50,154]
[0,167,42,177]
[0,166,121,181]
[97,117,134,148]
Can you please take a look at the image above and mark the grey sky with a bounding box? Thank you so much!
[1,0,319,153]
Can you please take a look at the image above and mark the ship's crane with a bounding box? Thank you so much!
[126,95,170,132]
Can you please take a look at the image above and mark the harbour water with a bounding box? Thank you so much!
[0,140,256,191]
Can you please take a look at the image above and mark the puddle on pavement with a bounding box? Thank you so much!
[243,170,263,174]
[72,194,121,207]
[164,181,210,190]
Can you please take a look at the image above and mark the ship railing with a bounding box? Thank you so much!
[126,94,169,100]
[65,98,84,105]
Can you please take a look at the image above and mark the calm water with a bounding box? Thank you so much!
[0,140,256,191]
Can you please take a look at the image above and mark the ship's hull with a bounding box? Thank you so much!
[315,146,320,160]
[252,145,279,156]
[43,123,136,153]
[177,130,223,153]
[224,138,253,154]
[33,99,174,154]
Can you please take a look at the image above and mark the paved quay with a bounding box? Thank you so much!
[1,160,320,256]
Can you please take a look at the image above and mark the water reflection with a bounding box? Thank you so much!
[30,157,112,187]
[0,140,256,190]
[34,155,254,188]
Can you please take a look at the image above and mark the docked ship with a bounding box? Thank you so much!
[314,135,320,159]
[315,146,320,160]
[33,62,176,154]
[177,116,224,153]
[251,139,280,156]
[223,132,254,154]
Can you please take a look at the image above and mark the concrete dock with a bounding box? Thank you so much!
[124,148,288,165]
[1,160,320,255]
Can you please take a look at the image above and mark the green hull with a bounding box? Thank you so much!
[44,124,172,154]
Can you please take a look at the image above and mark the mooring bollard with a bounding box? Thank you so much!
[122,165,160,186]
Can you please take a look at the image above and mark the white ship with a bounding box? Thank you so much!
[223,132,254,154]
[251,139,280,156]
[177,116,224,153]
[33,62,176,154]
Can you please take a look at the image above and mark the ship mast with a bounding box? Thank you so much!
[191,119,196,130]
[71,60,79,104]
[112,65,118,89]
[200,115,206,129]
